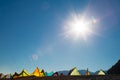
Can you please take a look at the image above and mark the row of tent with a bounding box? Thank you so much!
[0,67,106,79]
[69,67,106,76]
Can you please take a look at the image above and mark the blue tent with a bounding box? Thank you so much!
[45,72,54,76]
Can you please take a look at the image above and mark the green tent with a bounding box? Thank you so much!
[68,67,80,76]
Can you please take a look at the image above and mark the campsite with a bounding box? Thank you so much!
[0,0,120,80]
[1,59,120,80]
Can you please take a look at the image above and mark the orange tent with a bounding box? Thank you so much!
[31,67,45,77]
[86,68,90,76]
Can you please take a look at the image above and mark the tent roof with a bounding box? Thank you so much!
[86,68,90,75]
[52,72,59,76]
[68,67,80,76]
[45,72,54,76]
[3,74,12,78]
[32,67,41,76]
[13,72,19,78]
[0,73,5,78]
[31,67,45,77]
[19,69,29,77]
[41,69,46,76]
[98,69,105,75]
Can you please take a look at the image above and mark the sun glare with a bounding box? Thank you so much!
[70,19,89,36]
[63,12,97,41]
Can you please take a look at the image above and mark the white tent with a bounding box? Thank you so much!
[98,69,105,75]
[68,67,80,76]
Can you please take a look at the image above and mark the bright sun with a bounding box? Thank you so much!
[70,18,89,36]
[63,12,97,41]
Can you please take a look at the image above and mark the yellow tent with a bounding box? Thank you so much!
[18,69,29,77]
[31,67,45,77]
[41,69,46,76]
[86,68,90,76]
[98,69,105,75]
[68,67,80,76]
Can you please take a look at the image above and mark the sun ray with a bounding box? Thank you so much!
[62,12,98,42]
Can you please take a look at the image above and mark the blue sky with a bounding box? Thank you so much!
[0,0,120,74]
